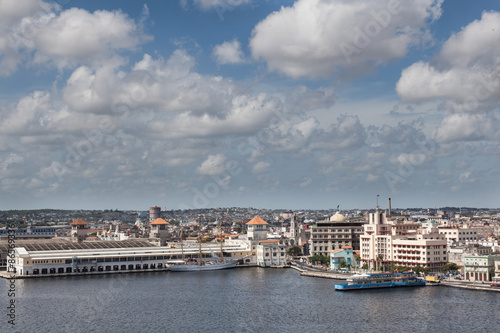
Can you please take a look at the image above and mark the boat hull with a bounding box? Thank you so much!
[335,281,426,290]
[168,260,237,272]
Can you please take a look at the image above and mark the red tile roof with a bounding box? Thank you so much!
[71,218,87,225]
[246,216,268,225]
[150,218,170,225]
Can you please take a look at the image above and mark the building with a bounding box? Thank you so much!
[149,218,171,246]
[11,239,249,277]
[310,211,364,257]
[438,226,478,245]
[149,206,161,223]
[0,225,71,240]
[256,239,292,267]
[463,254,500,282]
[289,214,309,254]
[330,246,358,270]
[448,244,492,268]
[493,258,500,283]
[246,216,269,242]
[70,219,88,243]
[361,207,448,272]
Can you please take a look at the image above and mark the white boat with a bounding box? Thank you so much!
[167,259,237,271]
[167,218,237,272]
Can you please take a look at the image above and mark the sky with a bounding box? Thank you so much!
[0,0,499,211]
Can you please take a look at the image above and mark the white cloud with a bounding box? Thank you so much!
[0,0,57,75]
[435,113,498,143]
[197,154,227,175]
[32,8,151,68]
[397,11,500,112]
[189,0,251,10]
[252,161,270,174]
[213,39,245,64]
[250,0,443,78]
[1,2,150,74]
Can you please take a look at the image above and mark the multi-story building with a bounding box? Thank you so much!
[149,218,171,246]
[493,258,500,283]
[310,212,364,257]
[463,254,500,282]
[256,239,292,267]
[448,244,492,268]
[438,226,478,245]
[361,207,447,272]
[391,231,448,272]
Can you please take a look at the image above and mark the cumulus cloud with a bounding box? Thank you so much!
[0,0,57,75]
[32,8,151,68]
[397,11,500,112]
[213,39,245,64]
[435,113,498,143]
[1,1,151,73]
[197,154,227,175]
[250,0,443,78]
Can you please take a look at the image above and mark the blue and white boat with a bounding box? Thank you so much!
[335,271,426,291]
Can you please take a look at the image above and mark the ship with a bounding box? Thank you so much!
[166,259,237,271]
[167,219,237,272]
[334,271,426,291]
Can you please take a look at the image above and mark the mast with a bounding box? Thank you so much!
[198,217,203,266]
[219,220,224,263]
[180,226,184,261]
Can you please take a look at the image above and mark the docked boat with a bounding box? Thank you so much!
[166,259,237,271]
[334,271,426,291]
[167,219,237,272]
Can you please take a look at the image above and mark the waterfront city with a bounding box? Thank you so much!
[2,0,500,332]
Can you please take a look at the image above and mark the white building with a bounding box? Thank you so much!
[361,207,448,272]
[438,226,478,245]
[256,239,292,267]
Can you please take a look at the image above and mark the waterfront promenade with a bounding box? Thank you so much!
[291,264,500,292]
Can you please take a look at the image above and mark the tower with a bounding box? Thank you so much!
[70,218,88,243]
[246,217,268,241]
[149,206,161,223]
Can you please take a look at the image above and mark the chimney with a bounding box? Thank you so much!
[388,198,392,216]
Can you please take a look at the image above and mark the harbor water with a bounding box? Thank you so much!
[2,268,498,332]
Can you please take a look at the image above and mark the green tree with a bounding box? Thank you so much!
[355,255,361,269]
[287,246,302,257]
[308,254,330,265]
[339,260,347,269]
[441,263,459,274]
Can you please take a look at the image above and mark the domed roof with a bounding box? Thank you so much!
[330,212,345,222]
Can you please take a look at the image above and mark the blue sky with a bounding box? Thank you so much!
[1,0,500,211]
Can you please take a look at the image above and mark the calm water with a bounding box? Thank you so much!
[2,268,498,333]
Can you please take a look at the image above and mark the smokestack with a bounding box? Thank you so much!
[388,198,392,216]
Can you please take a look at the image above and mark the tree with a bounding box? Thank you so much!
[376,254,384,271]
[287,246,302,257]
[361,263,368,270]
[339,260,347,269]
[308,254,330,265]
[413,266,430,276]
[441,263,459,274]
[355,255,361,269]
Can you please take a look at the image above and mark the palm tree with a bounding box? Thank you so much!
[376,254,384,271]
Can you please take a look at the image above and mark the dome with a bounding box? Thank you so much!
[330,212,345,222]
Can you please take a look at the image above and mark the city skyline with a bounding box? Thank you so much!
[1,0,500,210]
